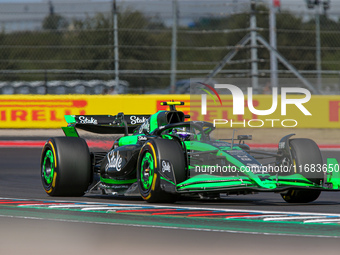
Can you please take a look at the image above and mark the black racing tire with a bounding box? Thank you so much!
[137,139,186,203]
[281,138,322,203]
[281,189,321,204]
[41,137,92,196]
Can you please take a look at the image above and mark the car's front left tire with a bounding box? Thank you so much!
[137,139,186,203]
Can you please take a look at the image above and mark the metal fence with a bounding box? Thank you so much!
[0,0,340,94]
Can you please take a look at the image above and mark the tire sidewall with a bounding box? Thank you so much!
[137,138,186,202]
[289,138,324,184]
[281,138,323,203]
[41,141,57,195]
[137,142,155,199]
[41,137,91,196]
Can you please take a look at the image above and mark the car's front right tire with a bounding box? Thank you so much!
[281,138,323,203]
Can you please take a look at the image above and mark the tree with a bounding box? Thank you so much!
[42,14,68,30]
[42,1,68,30]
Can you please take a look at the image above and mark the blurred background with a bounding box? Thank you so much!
[0,0,339,95]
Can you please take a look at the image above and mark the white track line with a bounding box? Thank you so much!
[263,216,328,221]
[304,218,340,223]
[81,206,140,211]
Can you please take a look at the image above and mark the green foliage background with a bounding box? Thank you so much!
[0,5,339,90]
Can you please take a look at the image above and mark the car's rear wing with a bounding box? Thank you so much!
[63,113,150,136]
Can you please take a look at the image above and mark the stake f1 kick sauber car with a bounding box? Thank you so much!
[41,101,340,203]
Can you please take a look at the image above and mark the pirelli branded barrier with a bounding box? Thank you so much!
[0,95,187,128]
[0,94,340,128]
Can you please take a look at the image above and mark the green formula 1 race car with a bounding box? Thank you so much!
[40,101,340,203]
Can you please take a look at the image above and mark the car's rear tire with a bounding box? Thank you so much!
[137,139,186,203]
[41,137,92,196]
[281,138,322,203]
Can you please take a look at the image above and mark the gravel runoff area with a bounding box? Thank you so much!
[0,128,339,145]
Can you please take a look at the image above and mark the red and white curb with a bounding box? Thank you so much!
[2,197,340,224]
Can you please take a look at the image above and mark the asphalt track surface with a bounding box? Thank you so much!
[1,146,340,254]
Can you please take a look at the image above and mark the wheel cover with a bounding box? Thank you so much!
[42,150,54,186]
[140,152,154,191]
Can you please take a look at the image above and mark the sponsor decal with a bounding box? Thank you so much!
[238,155,252,161]
[278,142,285,149]
[209,141,230,147]
[138,119,150,133]
[0,97,87,128]
[137,136,148,141]
[130,116,147,125]
[0,98,87,108]
[105,151,122,172]
[78,116,98,124]
[2,94,340,128]
[161,160,171,172]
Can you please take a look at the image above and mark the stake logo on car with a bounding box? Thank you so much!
[162,160,171,172]
[130,116,147,125]
[79,116,98,124]
[105,151,122,171]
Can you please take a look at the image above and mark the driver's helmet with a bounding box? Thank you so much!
[171,127,194,141]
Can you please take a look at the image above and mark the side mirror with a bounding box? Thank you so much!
[237,135,252,141]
